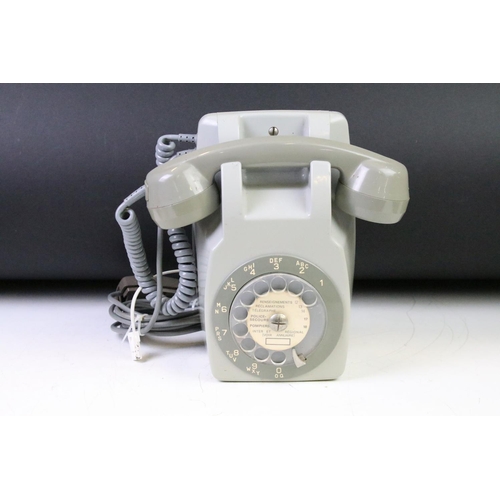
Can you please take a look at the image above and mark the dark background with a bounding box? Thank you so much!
[1,83,499,281]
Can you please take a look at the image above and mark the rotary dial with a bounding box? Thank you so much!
[211,256,342,380]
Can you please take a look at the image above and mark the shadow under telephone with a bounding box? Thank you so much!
[109,110,409,381]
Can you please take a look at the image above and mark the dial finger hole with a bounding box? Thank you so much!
[287,280,304,296]
[241,338,256,352]
[254,348,269,362]
[233,306,248,321]
[271,351,286,365]
[232,323,248,337]
[270,276,287,292]
[301,290,317,307]
[239,291,256,307]
[253,281,270,296]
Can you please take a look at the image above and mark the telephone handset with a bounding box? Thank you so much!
[146,135,409,229]
[110,110,409,381]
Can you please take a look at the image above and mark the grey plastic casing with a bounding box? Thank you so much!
[145,111,410,381]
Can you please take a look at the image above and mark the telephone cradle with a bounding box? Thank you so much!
[109,110,409,382]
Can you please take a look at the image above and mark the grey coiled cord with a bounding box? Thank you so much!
[109,133,200,336]
[114,191,198,316]
[155,134,197,166]
[115,187,157,303]
[164,228,197,315]
[108,226,199,336]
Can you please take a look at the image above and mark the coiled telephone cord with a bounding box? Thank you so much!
[108,134,201,341]
[155,134,197,165]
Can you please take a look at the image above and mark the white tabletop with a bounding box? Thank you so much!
[2,282,499,416]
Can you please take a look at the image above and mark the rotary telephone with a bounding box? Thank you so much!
[109,110,409,381]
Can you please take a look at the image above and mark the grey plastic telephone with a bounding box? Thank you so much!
[109,110,409,381]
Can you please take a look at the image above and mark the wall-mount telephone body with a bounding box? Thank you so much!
[111,110,409,382]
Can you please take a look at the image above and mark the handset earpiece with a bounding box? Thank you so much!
[145,136,409,229]
[145,163,220,230]
[334,157,409,223]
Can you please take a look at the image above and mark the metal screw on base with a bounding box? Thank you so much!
[268,126,279,136]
